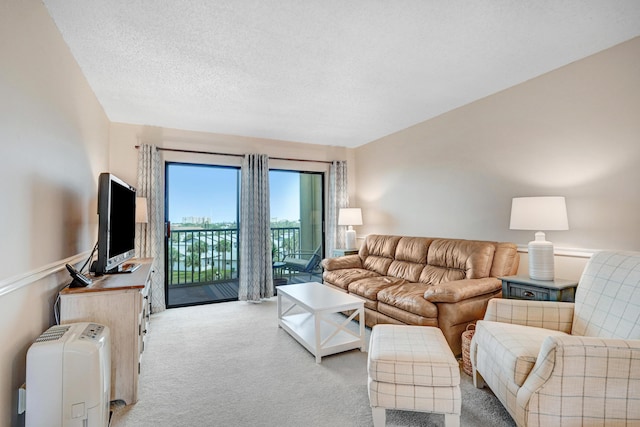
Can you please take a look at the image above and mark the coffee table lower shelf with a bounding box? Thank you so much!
[279,312,364,363]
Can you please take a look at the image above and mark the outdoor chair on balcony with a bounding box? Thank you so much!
[282,245,322,280]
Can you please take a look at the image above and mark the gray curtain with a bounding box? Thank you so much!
[136,144,166,313]
[326,160,349,256]
[238,154,273,301]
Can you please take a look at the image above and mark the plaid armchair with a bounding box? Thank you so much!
[470,251,640,426]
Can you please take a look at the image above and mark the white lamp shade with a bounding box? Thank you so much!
[338,208,363,226]
[509,197,568,231]
[135,197,149,223]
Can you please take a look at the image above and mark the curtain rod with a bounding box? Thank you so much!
[134,145,334,164]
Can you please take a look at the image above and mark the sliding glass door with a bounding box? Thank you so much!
[164,163,324,308]
[270,170,324,286]
[165,163,240,307]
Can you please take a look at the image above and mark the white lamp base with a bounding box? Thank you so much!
[345,228,357,250]
[528,231,555,281]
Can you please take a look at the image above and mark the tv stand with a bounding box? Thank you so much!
[59,258,153,405]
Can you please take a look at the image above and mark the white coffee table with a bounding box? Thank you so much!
[277,282,366,363]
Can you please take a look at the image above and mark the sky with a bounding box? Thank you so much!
[167,163,301,223]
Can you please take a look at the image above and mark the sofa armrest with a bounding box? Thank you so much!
[321,255,362,271]
[484,298,574,332]
[423,277,502,303]
[516,335,640,426]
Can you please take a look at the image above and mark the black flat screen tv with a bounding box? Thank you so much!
[95,173,137,275]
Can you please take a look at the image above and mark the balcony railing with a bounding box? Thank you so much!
[168,226,301,287]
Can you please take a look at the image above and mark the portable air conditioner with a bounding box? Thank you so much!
[26,322,111,427]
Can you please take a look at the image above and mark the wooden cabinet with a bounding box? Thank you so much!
[500,275,578,302]
[59,258,153,404]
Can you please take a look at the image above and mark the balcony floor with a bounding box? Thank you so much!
[167,271,323,308]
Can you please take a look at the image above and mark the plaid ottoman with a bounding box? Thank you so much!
[368,325,461,427]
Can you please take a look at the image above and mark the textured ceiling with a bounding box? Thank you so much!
[43,1,640,148]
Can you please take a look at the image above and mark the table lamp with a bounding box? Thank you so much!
[510,196,568,281]
[338,208,362,250]
[135,197,149,223]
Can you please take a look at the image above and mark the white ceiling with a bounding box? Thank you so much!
[43,1,640,148]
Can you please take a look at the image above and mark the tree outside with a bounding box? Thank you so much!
[185,239,208,271]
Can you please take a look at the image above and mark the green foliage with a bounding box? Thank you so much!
[215,239,232,253]
[280,236,297,256]
[185,239,208,271]
[169,247,181,263]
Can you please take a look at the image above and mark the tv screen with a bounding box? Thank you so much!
[95,173,137,275]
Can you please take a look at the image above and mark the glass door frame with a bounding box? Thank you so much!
[164,161,241,308]
[269,168,326,264]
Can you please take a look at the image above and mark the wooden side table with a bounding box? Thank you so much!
[333,248,359,257]
[500,275,578,302]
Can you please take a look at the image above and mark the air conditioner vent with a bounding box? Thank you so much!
[34,325,70,343]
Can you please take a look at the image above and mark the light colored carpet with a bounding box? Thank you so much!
[110,299,515,427]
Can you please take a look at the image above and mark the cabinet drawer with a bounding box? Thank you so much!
[138,289,148,312]
[501,276,578,302]
[507,283,550,300]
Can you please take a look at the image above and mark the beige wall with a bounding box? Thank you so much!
[0,1,110,425]
[108,124,352,263]
[354,37,640,280]
[108,123,351,188]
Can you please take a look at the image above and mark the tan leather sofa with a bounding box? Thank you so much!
[321,234,519,355]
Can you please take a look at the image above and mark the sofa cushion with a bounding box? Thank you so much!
[388,260,425,282]
[360,235,402,275]
[363,256,394,276]
[423,278,502,303]
[420,239,497,285]
[348,276,406,301]
[384,237,431,281]
[322,269,380,291]
[475,320,568,387]
[394,237,433,264]
[419,266,466,285]
[362,234,402,259]
[377,282,438,318]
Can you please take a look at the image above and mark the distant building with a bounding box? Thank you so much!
[181,216,211,225]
